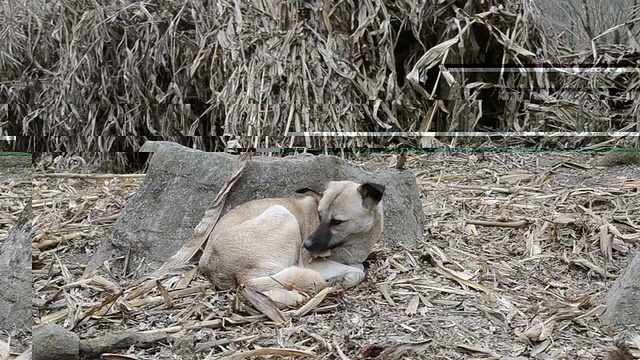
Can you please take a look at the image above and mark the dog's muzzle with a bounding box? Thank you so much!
[304,223,332,253]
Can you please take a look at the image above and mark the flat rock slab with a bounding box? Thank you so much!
[85,141,425,276]
[601,250,640,325]
[0,203,32,332]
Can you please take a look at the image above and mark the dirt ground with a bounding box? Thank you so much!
[32,151,640,359]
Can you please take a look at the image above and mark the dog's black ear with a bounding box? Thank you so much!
[358,182,385,209]
[295,182,327,196]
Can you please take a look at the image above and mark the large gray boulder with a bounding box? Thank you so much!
[601,250,640,325]
[84,141,425,276]
[0,203,32,332]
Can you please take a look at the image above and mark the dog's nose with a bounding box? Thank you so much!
[303,240,314,251]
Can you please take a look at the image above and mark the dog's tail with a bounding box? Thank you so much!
[239,266,329,308]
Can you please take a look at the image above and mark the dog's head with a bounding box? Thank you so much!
[295,180,385,254]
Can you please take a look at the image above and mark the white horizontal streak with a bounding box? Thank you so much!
[287,132,639,137]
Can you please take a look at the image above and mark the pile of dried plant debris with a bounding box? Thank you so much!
[31,151,640,359]
[4,0,638,156]
[530,42,640,142]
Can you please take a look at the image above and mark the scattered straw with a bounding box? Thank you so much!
[32,151,640,358]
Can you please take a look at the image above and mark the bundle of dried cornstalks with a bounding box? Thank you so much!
[2,0,638,160]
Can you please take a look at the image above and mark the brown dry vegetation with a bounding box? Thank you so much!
[31,151,640,359]
[1,0,639,160]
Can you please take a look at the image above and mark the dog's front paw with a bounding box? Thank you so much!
[312,250,332,258]
[329,271,365,290]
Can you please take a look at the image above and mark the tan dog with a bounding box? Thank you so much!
[198,180,385,308]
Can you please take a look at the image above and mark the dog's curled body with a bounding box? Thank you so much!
[198,181,385,309]
[199,196,327,306]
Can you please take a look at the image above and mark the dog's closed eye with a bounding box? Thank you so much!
[329,219,345,226]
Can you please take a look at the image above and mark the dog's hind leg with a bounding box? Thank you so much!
[243,266,328,292]
[261,289,306,309]
[240,266,329,308]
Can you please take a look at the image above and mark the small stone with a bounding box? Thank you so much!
[33,323,80,360]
